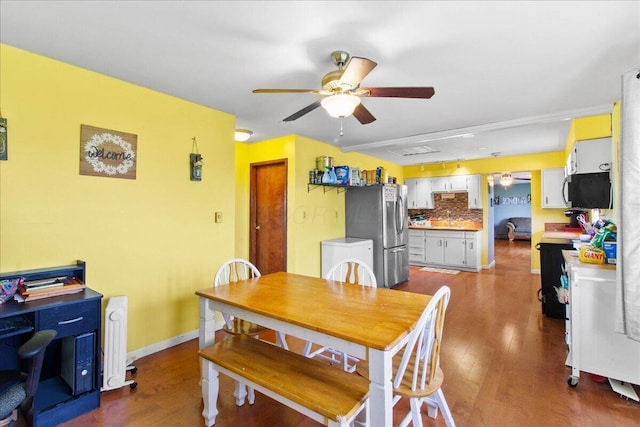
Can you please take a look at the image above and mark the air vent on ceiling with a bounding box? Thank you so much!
[389,145,440,156]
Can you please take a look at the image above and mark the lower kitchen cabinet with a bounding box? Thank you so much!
[425,234,445,265]
[409,229,481,271]
[409,229,426,264]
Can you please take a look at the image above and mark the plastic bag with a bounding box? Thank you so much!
[590,223,616,248]
[0,278,21,304]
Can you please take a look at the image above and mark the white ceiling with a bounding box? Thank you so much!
[1,1,639,166]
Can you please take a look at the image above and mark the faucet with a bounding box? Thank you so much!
[447,210,453,226]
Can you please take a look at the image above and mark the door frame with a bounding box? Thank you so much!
[249,158,288,271]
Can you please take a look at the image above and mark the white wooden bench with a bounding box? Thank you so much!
[199,335,369,426]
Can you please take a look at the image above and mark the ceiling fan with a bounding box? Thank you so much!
[253,50,435,124]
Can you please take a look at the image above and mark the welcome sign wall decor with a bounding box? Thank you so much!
[80,125,137,179]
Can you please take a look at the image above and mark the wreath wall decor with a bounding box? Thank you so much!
[80,124,137,179]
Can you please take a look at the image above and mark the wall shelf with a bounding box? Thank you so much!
[307,183,385,194]
[307,183,348,194]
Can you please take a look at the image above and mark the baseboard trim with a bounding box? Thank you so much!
[127,320,224,362]
[483,260,496,270]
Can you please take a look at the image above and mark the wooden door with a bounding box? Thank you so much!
[250,159,287,274]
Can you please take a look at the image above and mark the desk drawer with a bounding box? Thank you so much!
[38,300,99,338]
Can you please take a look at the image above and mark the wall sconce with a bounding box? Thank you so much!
[234,129,253,142]
[0,113,7,161]
[190,137,203,181]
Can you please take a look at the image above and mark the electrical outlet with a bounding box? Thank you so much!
[215,212,222,223]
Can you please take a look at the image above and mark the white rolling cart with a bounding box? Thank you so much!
[564,252,640,400]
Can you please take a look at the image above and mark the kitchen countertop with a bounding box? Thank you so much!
[409,224,482,232]
[542,231,582,240]
[562,249,616,271]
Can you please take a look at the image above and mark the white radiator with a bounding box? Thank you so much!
[101,295,136,391]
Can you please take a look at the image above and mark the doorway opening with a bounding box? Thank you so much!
[488,171,532,267]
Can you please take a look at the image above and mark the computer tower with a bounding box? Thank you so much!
[61,332,95,395]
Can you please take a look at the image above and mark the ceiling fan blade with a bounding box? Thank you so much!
[253,88,324,94]
[339,57,377,89]
[363,87,435,99]
[283,100,322,122]
[353,103,376,125]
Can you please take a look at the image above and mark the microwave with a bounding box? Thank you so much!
[566,172,612,209]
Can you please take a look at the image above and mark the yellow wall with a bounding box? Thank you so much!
[564,113,612,158]
[235,134,404,277]
[0,44,236,351]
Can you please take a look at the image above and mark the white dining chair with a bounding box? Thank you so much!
[214,258,288,405]
[303,259,377,372]
[357,285,455,427]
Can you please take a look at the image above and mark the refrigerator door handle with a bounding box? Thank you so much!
[396,195,405,235]
[390,246,406,253]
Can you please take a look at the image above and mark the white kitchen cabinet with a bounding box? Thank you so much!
[464,231,481,270]
[406,178,418,208]
[408,229,426,264]
[431,175,468,192]
[418,230,481,271]
[565,256,640,390]
[405,179,433,209]
[541,168,567,208]
[416,179,433,208]
[321,238,373,278]
[450,175,468,192]
[424,234,445,265]
[443,234,466,267]
[566,137,612,175]
[466,174,482,209]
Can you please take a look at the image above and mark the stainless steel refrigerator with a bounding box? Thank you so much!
[345,184,409,288]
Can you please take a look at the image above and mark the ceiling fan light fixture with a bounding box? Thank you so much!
[499,173,513,187]
[321,94,361,118]
[234,129,253,142]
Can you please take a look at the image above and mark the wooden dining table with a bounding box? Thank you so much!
[196,271,432,427]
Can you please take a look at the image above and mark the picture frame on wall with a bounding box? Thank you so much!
[79,124,137,179]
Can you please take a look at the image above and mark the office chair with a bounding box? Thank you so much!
[0,329,57,427]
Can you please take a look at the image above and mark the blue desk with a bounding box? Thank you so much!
[0,261,102,427]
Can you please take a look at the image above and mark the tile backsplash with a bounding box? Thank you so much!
[409,192,482,222]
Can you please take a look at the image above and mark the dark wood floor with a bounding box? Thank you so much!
[62,240,639,426]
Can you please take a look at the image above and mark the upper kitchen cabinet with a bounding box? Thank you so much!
[566,137,612,175]
[542,168,567,208]
[406,178,433,209]
[431,175,467,192]
[466,175,482,209]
